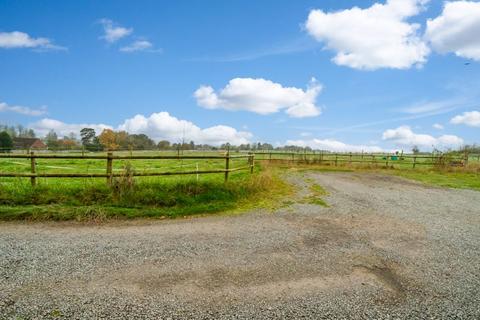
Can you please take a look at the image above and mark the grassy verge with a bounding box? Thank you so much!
[269,162,480,192]
[391,169,480,191]
[0,165,292,221]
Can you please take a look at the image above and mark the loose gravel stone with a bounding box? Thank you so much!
[1,172,479,319]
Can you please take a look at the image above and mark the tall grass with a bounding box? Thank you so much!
[0,165,291,221]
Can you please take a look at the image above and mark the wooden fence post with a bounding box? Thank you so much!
[249,152,254,174]
[106,151,113,185]
[30,151,36,186]
[413,156,417,169]
[349,152,352,165]
[335,154,338,166]
[224,149,230,182]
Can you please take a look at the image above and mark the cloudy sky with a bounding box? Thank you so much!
[1,0,479,151]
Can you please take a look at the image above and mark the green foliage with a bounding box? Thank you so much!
[0,131,13,152]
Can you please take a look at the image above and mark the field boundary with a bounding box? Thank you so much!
[251,151,470,168]
[0,151,255,185]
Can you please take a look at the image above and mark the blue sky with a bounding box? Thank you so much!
[1,0,479,151]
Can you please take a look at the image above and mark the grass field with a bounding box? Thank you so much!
[0,151,292,220]
[0,150,478,221]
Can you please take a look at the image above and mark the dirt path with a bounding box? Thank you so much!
[1,172,479,319]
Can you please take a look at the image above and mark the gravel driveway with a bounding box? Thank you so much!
[1,172,479,319]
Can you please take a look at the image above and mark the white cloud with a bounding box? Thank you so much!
[30,112,252,146]
[194,78,322,118]
[305,0,430,70]
[99,18,133,43]
[0,101,47,116]
[285,139,383,153]
[0,31,65,50]
[450,110,480,127]
[399,98,463,115]
[120,40,161,53]
[382,125,463,148]
[433,123,444,130]
[425,1,480,61]
[118,112,252,145]
[30,119,112,138]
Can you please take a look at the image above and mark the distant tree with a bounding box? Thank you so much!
[26,129,36,138]
[116,131,130,149]
[61,133,79,150]
[67,132,76,141]
[45,130,59,149]
[80,128,96,146]
[157,140,171,150]
[98,129,118,150]
[412,145,420,154]
[127,134,155,150]
[0,131,13,153]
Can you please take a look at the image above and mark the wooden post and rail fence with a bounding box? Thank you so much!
[251,151,471,168]
[0,150,476,187]
[0,152,255,186]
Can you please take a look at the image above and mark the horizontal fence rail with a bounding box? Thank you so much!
[0,151,255,186]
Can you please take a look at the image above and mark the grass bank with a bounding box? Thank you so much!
[392,168,480,191]
[0,166,292,221]
[273,162,480,191]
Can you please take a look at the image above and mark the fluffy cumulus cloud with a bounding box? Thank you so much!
[0,31,65,50]
[433,123,444,130]
[285,139,383,153]
[450,110,480,127]
[0,101,47,116]
[118,112,252,145]
[30,118,112,138]
[194,78,322,118]
[99,18,133,43]
[382,125,463,148]
[305,0,430,70]
[30,112,252,146]
[425,1,480,61]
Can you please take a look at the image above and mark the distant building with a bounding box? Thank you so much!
[12,137,47,150]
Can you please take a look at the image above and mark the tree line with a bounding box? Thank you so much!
[0,126,301,152]
[1,125,480,154]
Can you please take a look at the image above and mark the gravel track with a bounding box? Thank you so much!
[1,172,479,319]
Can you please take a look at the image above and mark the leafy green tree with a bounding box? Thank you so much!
[128,134,155,150]
[45,130,59,149]
[80,128,96,146]
[0,131,13,153]
[80,128,103,151]
[157,140,171,150]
